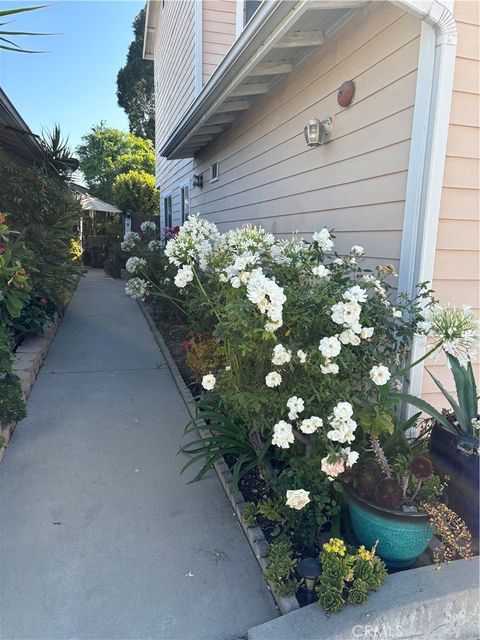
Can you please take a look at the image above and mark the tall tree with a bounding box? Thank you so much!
[117,8,155,143]
[112,170,158,217]
[77,122,155,203]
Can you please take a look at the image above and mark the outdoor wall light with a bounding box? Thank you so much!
[304,117,333,147]
[297,557,321,603]
[192,174,203,189]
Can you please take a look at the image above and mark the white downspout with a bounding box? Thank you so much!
[394,0,458,400]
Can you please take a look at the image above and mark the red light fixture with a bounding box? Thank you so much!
[337,80,355,108]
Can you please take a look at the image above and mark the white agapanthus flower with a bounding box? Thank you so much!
[174,264,194,288]
[272,344,292,366]
[202,373,216,390]
[299,416,323,434]
[319,336,342,359]
[321,361,339,375]
[287,396,304,420]
[297,349,307,363]
[369,365,391,386]
[416,320,432,335]
[140,220,157,233]
[164,214,219,267]
[125,277,148,300]
[312,228,334,252]
[121,231,141,252]
[424,304,479,366]
[343,285,368,304]
[272,421,294,449]
[285,489,311,510]
[148,239,162,252]
[331,301,362,327]
[312,264,331,278]
[350,245,365,256]
[215,225,275,257]
[265,371,282,387]
[125,256,146,274]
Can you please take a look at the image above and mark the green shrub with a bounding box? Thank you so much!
[0,374,27,425]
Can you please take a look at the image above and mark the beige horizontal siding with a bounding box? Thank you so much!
[202,0,236,85]
[422,2,480,409]
[191,1,419,265]
[153,0,196,223]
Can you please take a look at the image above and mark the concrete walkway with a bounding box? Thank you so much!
[0,269,277,640]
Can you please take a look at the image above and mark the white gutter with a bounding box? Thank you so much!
[394,0,457,399]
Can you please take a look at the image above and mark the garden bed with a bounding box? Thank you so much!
[139,300,445,612]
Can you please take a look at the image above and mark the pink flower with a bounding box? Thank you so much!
[321,456,345,479]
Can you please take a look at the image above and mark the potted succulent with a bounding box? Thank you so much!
[343,443,473,568]
[400,353,479,539]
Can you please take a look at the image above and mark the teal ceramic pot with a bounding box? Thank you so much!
[346,489,434,569]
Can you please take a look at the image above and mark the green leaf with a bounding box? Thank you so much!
[448,355,478,424]
[392,393,458,434]
[426,368,466,430]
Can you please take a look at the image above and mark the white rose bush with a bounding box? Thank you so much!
[121,213,479,558]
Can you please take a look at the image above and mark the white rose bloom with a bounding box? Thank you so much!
[299,416,323,434]
[285,489,311,510]
[343,285,368,304]
[312,228,334,252]
[350,245,365,256]
[201,374,216,390]
[272,344,292,365]
[297,349,307,363]
[327,419,357,444]
[265,320,283,333]
[333,402,353,420]
[312,264,331,278]
[339,329,361,346]
[334,258,344,266]
[287,396,304,420]
[230,276,241,288]
[219,273,228,283]
[392,308,402,318]
[272,421,294,449]
[174,265,194,288]
[318,336,342,359]
[360,327,374,339]
[265,371,282,387]
[331,301,362,327]
[321,362,339,375]
[369,365,391,386]
[341,447,359,467]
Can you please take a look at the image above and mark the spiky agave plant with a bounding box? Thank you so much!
[0,6,49,53]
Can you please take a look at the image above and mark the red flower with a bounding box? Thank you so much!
[39,298,47,306]
[0,246,5,255]
[181,340,190,351]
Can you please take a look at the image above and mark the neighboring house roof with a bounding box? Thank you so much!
[79,193,122,214]
[157,1,367,159]
[0,88,45,165]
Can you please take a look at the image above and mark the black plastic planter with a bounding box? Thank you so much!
[430,422,479,539]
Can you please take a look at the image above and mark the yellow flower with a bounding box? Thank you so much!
[323,538,347,556]
[357,545,372,561]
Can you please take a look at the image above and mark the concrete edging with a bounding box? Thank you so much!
[0,277,81,463]
[137,301,299,615]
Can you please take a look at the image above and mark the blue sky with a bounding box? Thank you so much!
[1,0,145,152]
